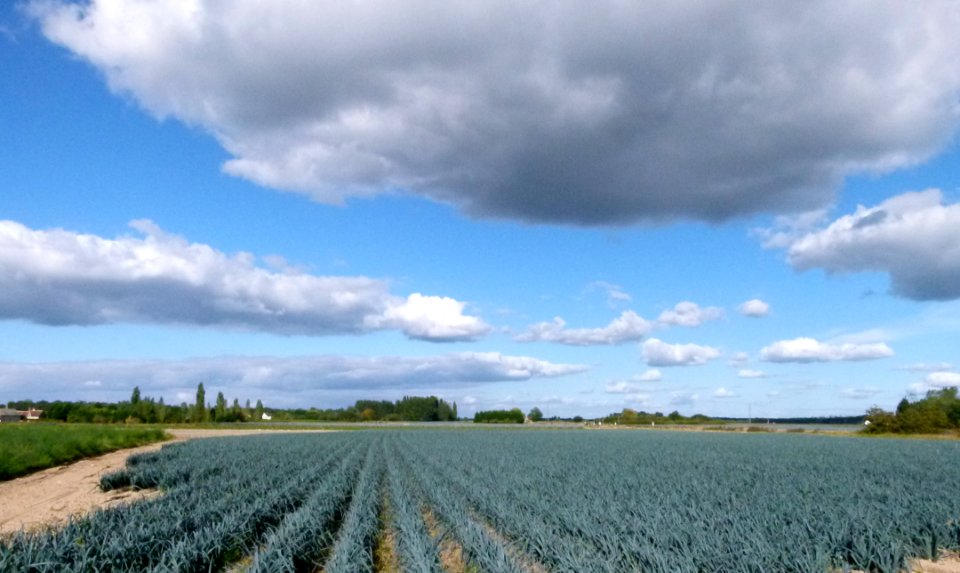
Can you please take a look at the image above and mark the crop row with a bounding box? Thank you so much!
[2,430,959,572]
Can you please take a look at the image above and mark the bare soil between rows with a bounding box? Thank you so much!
[0,428,333,535]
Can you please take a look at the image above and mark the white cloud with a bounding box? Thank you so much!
[899,362,953,372]
[774,190,960,300]
[642,338,720,367]
[605,381,634,394]
[515,310,652,346]
[0,353,588,407]
[517,300,725,346]
[0,219,489,341]
[669,391,700,407]
[605,370,662,394]
[656,301,723,327]
[728,352,750,367]
[367,293,490,342]
[841,387,881,400]
[738,369,767,379]
[635,369,663,382]
[738,299,770,317]
[760,337,894,363]
[31,1,960,225]
[586,281,632,306]
[926,371,960,387]
[713,387,737,398]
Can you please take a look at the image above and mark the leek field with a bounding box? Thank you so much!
[2,430,959,572]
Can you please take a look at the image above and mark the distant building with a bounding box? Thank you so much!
[18,409,43,420]
[261,412,272,421]
[0,408,21,423]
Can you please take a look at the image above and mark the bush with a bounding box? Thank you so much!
[473,408,525,424]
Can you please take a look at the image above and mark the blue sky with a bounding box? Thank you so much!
[2,1,960,418]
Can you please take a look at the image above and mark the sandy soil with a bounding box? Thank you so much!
[0,428,329,535]
[910,554,960,573]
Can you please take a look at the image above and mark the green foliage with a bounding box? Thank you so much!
[11,384,259,425]
[193,382,208,423]
[0,424,167,481]
[473,408,525,424]
[864,387,960,434]
[268,395,458,423]
[605,408,720,426]
[527,407,543,422]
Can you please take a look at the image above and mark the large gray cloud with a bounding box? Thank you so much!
[775,190,960,300]
[0,353,588,407]
[0,219,489,340]
[31,1,960,225]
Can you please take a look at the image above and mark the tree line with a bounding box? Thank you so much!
[5,386,461,424]
[602,408,717,425]
[269,396,458,422]
[6,384,264,424]
[865,387,960,434]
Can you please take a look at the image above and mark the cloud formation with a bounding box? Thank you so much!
[738,369,767,379]
[656,301,723,327]
[841,387,881,400]
[776,190,960,300]
[515,310,652,346]
[713,387,737,398]
[0,220,489,341]
[642,338,720,367]
[760,337,894,363]
[517,300,724,346]
[586,281,632,306]
[738,299,770,317]
[925,371,960,387]
[0,353,587,406]
[605,369,662,394]
[32,1,960,225]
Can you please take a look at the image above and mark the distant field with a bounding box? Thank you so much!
[0,424,168,481]
[3,429,960,572]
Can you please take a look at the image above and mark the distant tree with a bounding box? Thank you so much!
[155,397,167,423]
[214,392,228,422]
[194,383,208,423]
[863,406,899,433]
[230,398,244,422]
[474,408,525,424]
[865,387,960,434]
[360,408,377,421]
[254,399,264,421]
[130,386,141,405]
[528,407,544,422]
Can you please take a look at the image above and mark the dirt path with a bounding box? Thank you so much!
[0,428,330,535]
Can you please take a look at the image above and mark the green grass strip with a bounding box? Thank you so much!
[0,423,169,481]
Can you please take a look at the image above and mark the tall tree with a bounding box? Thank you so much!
[254,399,264,421]
[130,386,141,405]
[214,392,228,422]
[194,383,208,423]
